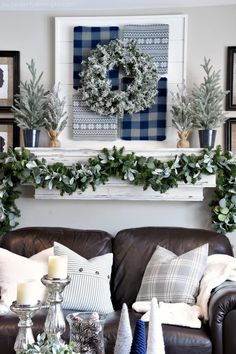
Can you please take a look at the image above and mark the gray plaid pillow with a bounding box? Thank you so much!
[136,244,208,304]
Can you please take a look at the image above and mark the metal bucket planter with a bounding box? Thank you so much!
[198,129,216,149]
[23,129,40,147]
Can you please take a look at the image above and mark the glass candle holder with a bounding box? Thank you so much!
[66,312,106,354]
[10,301,41,354]
[41,274,70,338]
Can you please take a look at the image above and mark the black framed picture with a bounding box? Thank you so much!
[0,51,20,113]
[226,47,236,110]
[0,119,20,151]
[225,117,236,153]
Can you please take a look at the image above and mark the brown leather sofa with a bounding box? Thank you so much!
[0,226,235,354]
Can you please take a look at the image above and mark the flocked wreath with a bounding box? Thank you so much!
[78,39,160,118]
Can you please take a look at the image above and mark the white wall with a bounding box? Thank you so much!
[0,4,236,249]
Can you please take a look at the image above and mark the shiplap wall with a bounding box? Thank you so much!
[55,15,187,150]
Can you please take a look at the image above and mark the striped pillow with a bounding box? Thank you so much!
[54,242,114,314]
[136,244,208,304]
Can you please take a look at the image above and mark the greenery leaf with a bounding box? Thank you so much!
[219,198,226,208]
[218,214,227,222]
[220,207,229,215]
[0,145,236,236]
[231,195,236,206]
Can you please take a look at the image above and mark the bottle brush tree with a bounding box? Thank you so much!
[12,59,47,129]
[190,57,229,129]
[43,83,68,147]
[171,83,193,132]
[170,83,193,147]
[44,83,68,133]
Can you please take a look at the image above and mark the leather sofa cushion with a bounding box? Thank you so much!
[0,227,113,259]
[111,227,233,309]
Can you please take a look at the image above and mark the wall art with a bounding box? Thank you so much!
[0,118,20,151]
[226,46,236,110]
[0,51,20,113]
[225,117,236,153]
[55,15,187,149]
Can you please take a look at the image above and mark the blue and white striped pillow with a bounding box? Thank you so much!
[54,242,114,314]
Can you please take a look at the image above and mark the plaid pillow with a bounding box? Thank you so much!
[136,244,208,304]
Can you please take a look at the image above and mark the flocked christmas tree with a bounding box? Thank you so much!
[12,59,47,129]
[170,83,193,148]
[44,83,68,147]
[190,57,229,129]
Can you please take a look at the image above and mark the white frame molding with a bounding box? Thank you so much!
[55,15,188,150]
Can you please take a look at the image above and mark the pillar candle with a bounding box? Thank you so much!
[48,255,68,279]
[17,281,37,305]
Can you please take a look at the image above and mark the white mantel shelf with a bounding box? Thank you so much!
[29,148,216,202]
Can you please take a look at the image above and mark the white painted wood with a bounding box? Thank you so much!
[55,15,187,42]
[169,40,184,62]
[28,147,216,201]
[34,182,212,201]
[28,147,205,164]
[0,0,235,11]
[55,15,187,149]
[57,41,72,64]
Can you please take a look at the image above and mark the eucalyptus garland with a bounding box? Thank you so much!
[78,39,160,118]
[21,332,76,354]
[0,146,236,236]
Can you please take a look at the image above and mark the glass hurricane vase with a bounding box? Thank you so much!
[66,312,106,354]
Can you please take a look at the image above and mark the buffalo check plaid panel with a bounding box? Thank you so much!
[73,26,119,90]
[121,77,167,141]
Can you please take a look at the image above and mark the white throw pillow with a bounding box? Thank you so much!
[30,247,54,262]
[0,247,53,308]
[54,242,114,314]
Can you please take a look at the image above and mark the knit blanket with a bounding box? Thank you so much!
[197,253,236,320]
[133,301,202,328]
[72,94,117,141]
[132,254,236,327]
[122,24,169,74]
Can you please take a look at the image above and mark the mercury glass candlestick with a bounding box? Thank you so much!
[41,275,70,338]
[10,301,41,354]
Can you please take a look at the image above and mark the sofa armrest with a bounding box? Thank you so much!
[208,280,236,354]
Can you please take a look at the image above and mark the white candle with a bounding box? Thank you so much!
[48,255,68,279]
[17,281,37,305]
